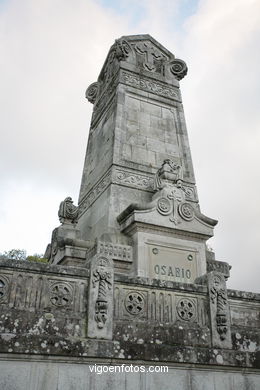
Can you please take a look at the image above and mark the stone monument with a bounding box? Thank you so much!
[0,34,259,389]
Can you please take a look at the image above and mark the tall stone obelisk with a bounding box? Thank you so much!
[76,34,217,281]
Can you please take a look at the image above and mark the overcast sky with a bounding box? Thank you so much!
[0,0,259,292]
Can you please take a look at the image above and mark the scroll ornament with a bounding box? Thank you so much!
[114,38,131,61]
[170,59,188,81]
[85,82,99,104]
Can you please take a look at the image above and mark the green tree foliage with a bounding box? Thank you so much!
[0,249,48,263]
[27,254,48,263]
[0,249,27,260]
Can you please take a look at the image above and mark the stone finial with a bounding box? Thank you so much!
[58,197,79,224]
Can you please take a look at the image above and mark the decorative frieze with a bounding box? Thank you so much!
[114,286,205,326]
[78,166,198,217]
[0,270,87,314]
[78,169,112,217]
[121,71,180,101]
[98,241,133,262]
[114,169,154,191]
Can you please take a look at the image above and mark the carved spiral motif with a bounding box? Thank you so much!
[50,283,73,308]
[85,82,99,104]
[125,292,144,315]
[177,298,196,321]
[178,202,194,221]
[120,39,131,56]
[170,59,188,80]
[157,197,172,215]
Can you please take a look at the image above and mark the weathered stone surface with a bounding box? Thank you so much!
[0,34,259,389]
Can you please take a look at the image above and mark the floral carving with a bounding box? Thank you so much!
[116,169,154,190]
[92,268,112,329]
[177,298,196,321]
[170,59,188,80]
[178,202,194,221]
[157,197,172,215]
[98,242,133,262]
[78,170,112,216]
[122,72,179,100]
[86,82,99,104]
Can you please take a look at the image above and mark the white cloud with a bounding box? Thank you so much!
[180,0,260,291]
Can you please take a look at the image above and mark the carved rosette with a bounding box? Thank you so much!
[176,298,196,321]
[157,197,172,216]
[125,292,144,316]
[85,82,99,104]
[170,59,188,80]
[178,202,194,221]
[49,282,73,308]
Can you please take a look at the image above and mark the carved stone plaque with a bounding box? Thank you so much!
[147,244,198,283]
